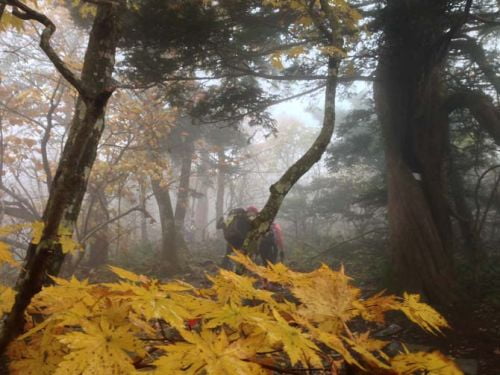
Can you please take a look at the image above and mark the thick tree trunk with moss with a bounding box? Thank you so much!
[374,0,460,305]
[242,57,339,254]
[0,2,122,355]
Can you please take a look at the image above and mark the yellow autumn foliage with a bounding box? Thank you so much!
[0,247,463,374]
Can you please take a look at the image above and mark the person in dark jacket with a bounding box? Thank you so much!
[217,206,285,268]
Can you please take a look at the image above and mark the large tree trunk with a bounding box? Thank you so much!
[0,1,122,355]
[374,0,459,305]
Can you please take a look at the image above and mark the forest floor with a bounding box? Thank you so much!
[102,240,500,374]
[178,242,500,375]
[380,301,500,375]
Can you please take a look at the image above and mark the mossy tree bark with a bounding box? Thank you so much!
[0,0,123,355]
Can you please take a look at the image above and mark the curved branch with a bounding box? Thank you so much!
[81,206,153,243]
[446,90,500,145]
[0,202,38,221]
[452,37,500,94]
[0,184,40,220]
[472,164,500,229]
[242,57,340,254]
[8,0,86,96]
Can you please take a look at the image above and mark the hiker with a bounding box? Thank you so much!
[216,206,284,268]
[216,207,251,269]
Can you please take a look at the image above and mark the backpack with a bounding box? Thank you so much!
[222,208,251,249]
[259,229,279,264]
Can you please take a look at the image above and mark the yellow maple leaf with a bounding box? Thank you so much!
[0,12,24,32]
[0,242,18,267]
[154,329,269,375]
[109,265,146,283]
[204,301,269,330]
[270,52,284,70]
[344,333,390,370]
[308,326,362,368]
[0,223,25,237]
[31,221,44,245]
[10,319,67,375]
[397,293,449,334]
[106,280,193,328]
[207,269,274,305]
[0,284,16,316]
[57,225,80,254]
[391,351,463,374]
[359,292,399,323]
[253,309,322,367]
[230,251,302,285]
[291,264,360,327]
[55,318,145,375]
[30,277,94,322]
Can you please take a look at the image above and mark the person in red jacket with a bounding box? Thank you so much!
[217,205,285,266]
[246,206,285,264]
[271,222,285,262]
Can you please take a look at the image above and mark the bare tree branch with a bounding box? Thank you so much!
[452,36,500,95]
[81,205,153,243]
[446,90,500,144]
[6,0,87,96]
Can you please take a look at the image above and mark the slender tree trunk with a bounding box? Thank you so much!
[374,0,459,305]
[242,57,339,254]
[448,150,482,289]
[215,148,225,236]
[151,178,180,274]
[172,141,194,260]
[194,151,210,240]
[139,181,149,244]
[86,190,111,268]
[448,151,481,257]
[174,141,194,229]
[87,233,110,268]
[0,2,122,355]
